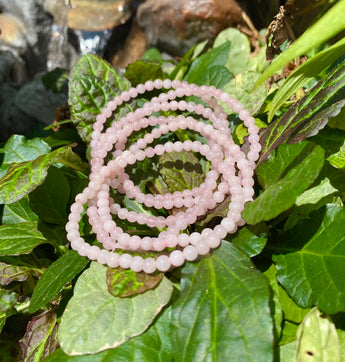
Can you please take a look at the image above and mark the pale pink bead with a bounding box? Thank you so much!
[129,236,141,250]
[169,250,185,266]
[107,253,120,268]
[183,245,198,261]
[130,256,144,272]
[156,255,171,272]
[143,258,156,273]
[87,245,101,260]
[118,233,130,247]
[221,217,236,233]
[196,240,210,255]
[97,250,110,264]
[119,253,132,269]
[178,233,190,247]
[153,238,165,251]
[141,237,153,250]
[206,234,221,248]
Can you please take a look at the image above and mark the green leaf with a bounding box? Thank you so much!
[0,262,40,286]
[0,135,50,178]
[222,71,267,115]
[256,0,345,86]
[106,267,163,298]
[0,289,18,332]
[1,196,38,224]
[18,311,59,361]
[28,250,89,313]
[231,224,267,257]
[141,47,162,61]
[43,306,172,362]
[295,308,341,361]
[58,262,173,355]
[58,148,89,175]
[280,321,298,346]
[0,146,72,204]
[273,205,345,314]
[280,341,297,362]
[213,27,251,75]
[171,241,273,362]
[327,140,345,169]
[159,150,205,192]
[195,65,233,88]
[29,167,70,224]
[0,222,48,255]
[243,142,325,224]
[337,328,345,361]
[69,54,130,143]
[264,264,309,325]
[295,178,338,206]
[259,55,345,163]
[124,60,165,86]
[268,37,345,122]
[184,42,231,85]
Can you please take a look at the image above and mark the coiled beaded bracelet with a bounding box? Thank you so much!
[65,79,261,273]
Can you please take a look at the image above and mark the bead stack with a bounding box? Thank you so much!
[66,79,261,273]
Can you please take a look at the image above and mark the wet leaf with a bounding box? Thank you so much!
[29,250,89,314]
[69,54,130,143]
[184,42,231,85]
[243,142,325,224]
[273,205,345,314]
[19,311,59,362]
[171,241,273,361]
[58,262,173,355]
[159,150,205,192]
[0,222,48,255]
[0,262,40,286]
[106,267,163,298]
[295,308,341,361]
[259,56,345,163]
[1,196,38,224]
[44,307,172,362]
[0,146,72,204]
[124,60,166,86]
[295,178,338,206]
[0,135,50,178]
[231,224,267,257]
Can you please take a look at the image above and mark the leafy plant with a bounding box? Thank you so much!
[1,14,345,361]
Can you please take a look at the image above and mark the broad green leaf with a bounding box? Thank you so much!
[0,135,50,178]
[124,60,166,86]
[18,311,59,361]
[273,205,345,314]
[29,167,70,224]
[338,328,345,361]
[264,264,309,325]
[0,222,48,255]
[141,47,162,61]
[280,341,297,362]
[231,224,267,257]
[295,308,341,361]
[295,178,338,206]
[69,54,130,143]
[214,27,251,75]
[171,241,273,362]
[0,289,18,332]
[195,65,233,88]
[327,140,345,169]
[268,37,345,122]
[0,262,40,286]
[1,196,38,224]
[58,147,89,175]
[280,321,298,346]
[328,106,345,130]
[106,267,163,298]
[159,150,205,192]
[259,55,345,163]
[0,146,72,204]
[262,264,283,339]
[222,71,267,115]
[58,262,173,355]
[43,306,172,362]
[256,0,345,86]
[243,142,325,224]
[28,250,89,313]
[184,42,230,85]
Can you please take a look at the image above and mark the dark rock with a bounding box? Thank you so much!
[137,0,245,56]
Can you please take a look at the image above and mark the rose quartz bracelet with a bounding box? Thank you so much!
[66,79,261,273]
